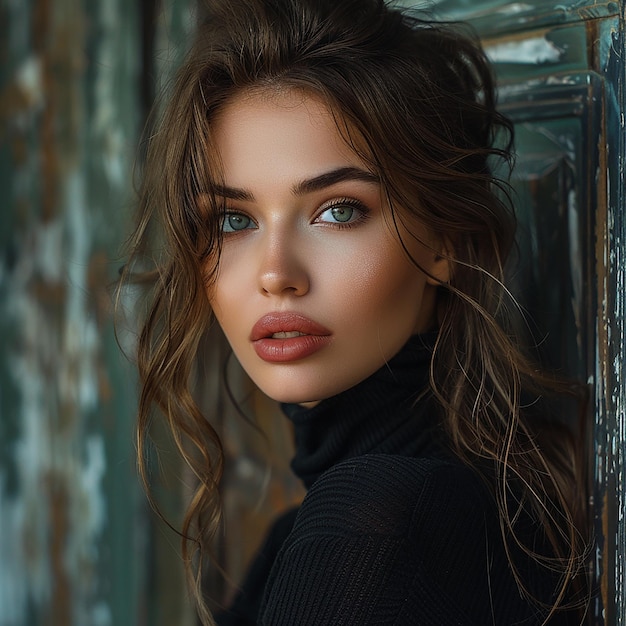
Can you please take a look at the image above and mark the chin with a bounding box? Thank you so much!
[257,382,331,406]
[264,389,323,405]
[254,370,366,407]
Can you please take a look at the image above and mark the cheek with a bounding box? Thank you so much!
[209,286,240,330]
[205,248,246,315]
[324,248,429,324]
[374,266,429,320]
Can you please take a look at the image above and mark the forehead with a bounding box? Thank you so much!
[211,88,371,179]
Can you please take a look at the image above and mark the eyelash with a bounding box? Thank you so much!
[221,210,257,234]
[314,197,370,229]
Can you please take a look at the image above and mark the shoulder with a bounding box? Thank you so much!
[262,456,561,625]
[295,454,493,539]
[261,456,511,625]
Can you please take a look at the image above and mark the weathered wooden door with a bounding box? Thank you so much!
[415,1,625,623]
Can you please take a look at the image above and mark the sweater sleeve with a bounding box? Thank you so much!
[259,455,550,625]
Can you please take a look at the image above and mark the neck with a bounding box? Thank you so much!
[281,333,447,488]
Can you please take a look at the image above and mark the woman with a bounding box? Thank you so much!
[121,0,590,623]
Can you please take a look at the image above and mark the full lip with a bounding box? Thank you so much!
[250,312,332,341]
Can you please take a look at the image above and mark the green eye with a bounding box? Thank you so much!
[328,206,354,223]
[222,213,255,232]
[318,204,359,224]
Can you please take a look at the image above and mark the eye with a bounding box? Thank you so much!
[322,205,354,223]
[222,212,256,233]
[315,199,368,227]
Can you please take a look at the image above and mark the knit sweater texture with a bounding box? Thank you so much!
[216,335,569,625]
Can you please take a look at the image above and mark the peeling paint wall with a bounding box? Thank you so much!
[425,1,625,624]
[0,1,196,625]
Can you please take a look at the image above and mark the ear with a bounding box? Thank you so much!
[425,238,452,286]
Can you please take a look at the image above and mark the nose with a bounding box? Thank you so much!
[257,229,310,297]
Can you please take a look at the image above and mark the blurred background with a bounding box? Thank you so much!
[0,1,194,624]
[1,1,625,625]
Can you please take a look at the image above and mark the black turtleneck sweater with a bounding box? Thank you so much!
[216,336,567,625]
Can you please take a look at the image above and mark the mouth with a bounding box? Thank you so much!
[271,331,306,339]
[250,313,331,341]
[250,313,332,362]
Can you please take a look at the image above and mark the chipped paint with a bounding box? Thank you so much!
[592,15,626,626]
[0,0,146,624]
[426,0,620,35]
[486,35,565,63]
[440,3,625,625]
[0,0,208,623]
[0,155,109,626]
[495,3,534,15]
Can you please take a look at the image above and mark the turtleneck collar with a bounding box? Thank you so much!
[281,333,447,489]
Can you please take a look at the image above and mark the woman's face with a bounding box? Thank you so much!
[207,89,447,405]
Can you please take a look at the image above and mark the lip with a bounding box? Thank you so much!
[250,312,332,362]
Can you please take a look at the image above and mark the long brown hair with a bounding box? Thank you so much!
[119,0,590,622]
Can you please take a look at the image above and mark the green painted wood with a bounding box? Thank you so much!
[403,1,625,623]
[0,0,170,624]
[402,0,621,33]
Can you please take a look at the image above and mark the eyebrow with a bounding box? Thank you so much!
[213,166,379,201]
